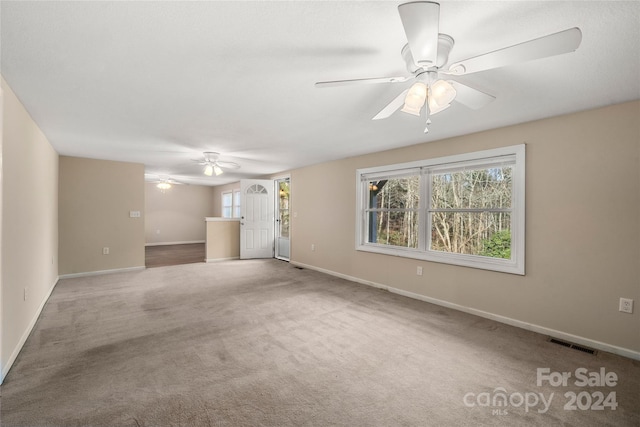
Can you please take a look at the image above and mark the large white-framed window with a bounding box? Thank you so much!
[222,190,242,218]
[356,144,525,275]
[222,191,233,218]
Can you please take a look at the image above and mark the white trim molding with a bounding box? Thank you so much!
[290,261,640,361]
[1,276,59,384]
[145,240,205,247]
[205,217,241,222]
[205,256,240,263]
[58,266,146,280]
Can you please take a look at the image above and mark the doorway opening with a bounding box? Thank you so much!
[145,243,205,268]
[238,177,290,261]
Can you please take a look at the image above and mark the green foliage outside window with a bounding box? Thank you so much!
[480,230,512,259]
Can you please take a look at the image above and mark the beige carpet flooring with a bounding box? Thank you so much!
[1,260,638,426]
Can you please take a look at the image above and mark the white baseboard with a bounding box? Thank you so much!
[145,240,205,247]
[59,266,146,280]
[1,276,59,384]
[205,257,239,263]
[290,261,640,361]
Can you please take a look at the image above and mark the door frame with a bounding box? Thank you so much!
[239,179,275,260]
[274,175,291,261]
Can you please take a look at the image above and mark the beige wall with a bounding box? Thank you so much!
[205,218,240,261]
[59,156,145,275]
[145,182,214,245]
[1,77,59,381]
[288,101,640,354]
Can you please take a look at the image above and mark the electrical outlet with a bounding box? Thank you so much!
[619,298,634,314]
[311,244,315,251]
[417,266,423,276]
[129,210,141,218]
[103,247,110,255]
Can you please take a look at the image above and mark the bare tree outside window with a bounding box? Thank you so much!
[430,166,513,259]
[366,176,420,248]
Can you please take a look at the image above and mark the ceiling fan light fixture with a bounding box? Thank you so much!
[427,79,456,115]
[401,82,427,116]
[157,182,172,190]
[204,164,214,176]
[213,165,224,176]
[427,98,451,115]
[431,79,456,104]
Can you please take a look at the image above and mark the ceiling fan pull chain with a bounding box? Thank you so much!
[424,109,431,133]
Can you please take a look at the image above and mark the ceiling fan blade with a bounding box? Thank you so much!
[315,76,410,88]
[216,161,240,169]
[447,27,582,76]
[398,1,440,68]
[450,81,495,110]
[372,88,410,120]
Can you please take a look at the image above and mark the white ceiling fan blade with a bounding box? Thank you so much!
[315,76,410,88]
[216,161,240,169]
[159,181,187,186]
[372,89,410,120]
[398,1,440,68]
[450,81,495,110]
[146,174,188,186]
[447,27,582,76]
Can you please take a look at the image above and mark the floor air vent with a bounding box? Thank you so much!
[549,338,597,355]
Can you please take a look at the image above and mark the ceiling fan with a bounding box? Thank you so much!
[146,175,188,191]
[315,1,582,133]
[194,152,240,176]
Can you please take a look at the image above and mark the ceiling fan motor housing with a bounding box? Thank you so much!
[402,34,454,74]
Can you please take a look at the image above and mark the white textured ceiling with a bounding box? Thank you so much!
[2,1,639,186]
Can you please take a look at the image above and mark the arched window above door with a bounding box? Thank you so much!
[246,184,268,195]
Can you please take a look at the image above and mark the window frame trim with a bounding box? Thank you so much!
[355,144,525,275]
[221,191,233,218]
[233,189,241,218]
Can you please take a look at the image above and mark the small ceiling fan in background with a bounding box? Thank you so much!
[194,152,241,176]
[146,175,188,191]
[315,1,582,133]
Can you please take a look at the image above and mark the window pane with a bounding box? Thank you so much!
[222,193,232,206]
[279,181,290,209]
[431,166,512,209]
[278,181,290,237]
[430,212,512,258]
[233,191,241,218]
[368,210,419,248]
[368,176,420,210]
[280,210,289,238]
[222,207,232,218]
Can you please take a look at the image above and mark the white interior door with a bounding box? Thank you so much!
[240,179,274,259]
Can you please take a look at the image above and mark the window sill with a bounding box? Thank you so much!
[356,244,524,275]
